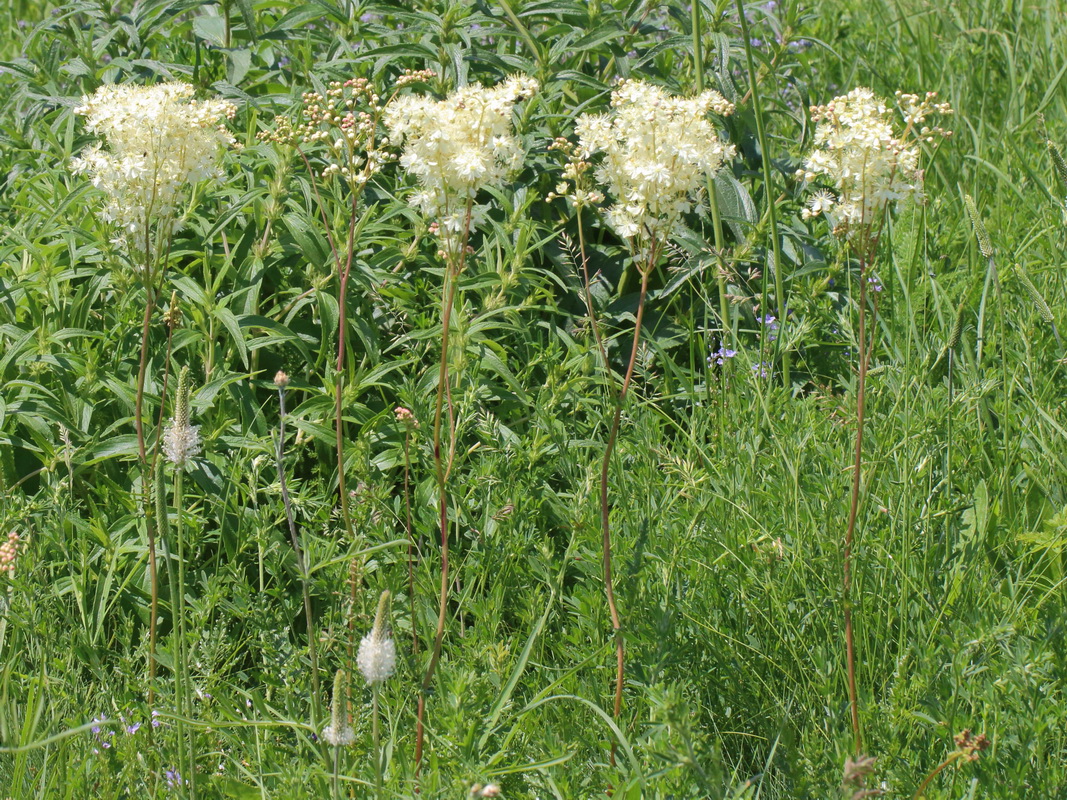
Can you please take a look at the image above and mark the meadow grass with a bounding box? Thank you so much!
[1,0,1066,797]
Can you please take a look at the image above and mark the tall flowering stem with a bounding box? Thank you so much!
[799,87,951,757]
[272,371,322,727]
[163,365,202,797]
[260,78,399,543]
[72,83,235,696]
[358,591,395,799]
[384,75,538,772]
[568,79,735,753]
[395,406,420,655]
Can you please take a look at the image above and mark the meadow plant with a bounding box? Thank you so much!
[72,82,235,698]
[384,74,538,771]
[912,729,989,799]
[6,4,1067,797]
[324,669,354,799]
[799,87,951,758]
[72,84,236,244]
[568,78,735,739]
[260,76,400,542]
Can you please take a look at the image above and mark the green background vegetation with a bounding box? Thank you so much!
[1,0,1066,797]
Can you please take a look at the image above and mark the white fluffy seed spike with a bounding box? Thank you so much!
[358,590,396,685]
[163,366,200,468]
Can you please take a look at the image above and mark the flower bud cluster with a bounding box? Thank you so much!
[0,531,21,576]
[797,87,952,234]
[394,406,418,428]
[575,80,736,255]
[259,77,396,185]
[546,138,604,207]
[384,75,539,244]
[71,83,236,242]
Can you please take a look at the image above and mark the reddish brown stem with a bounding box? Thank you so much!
[415,261,460,776]
[135,288,159,702]
[913,753,961,799]
[843,240,876,757]
[600,262,654,764]
[404,430,418,656]
[416,203,474,776]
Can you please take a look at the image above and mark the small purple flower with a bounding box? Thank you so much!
[867,275,883,292]
[126,722,141,735]
[756,314,779,342]
[709,346,737,366]
[91,716,105,734]
[751,361,772,379]
[151,710,162,728]
[165,769,183,788]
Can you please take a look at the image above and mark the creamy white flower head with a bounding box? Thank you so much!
[384,76,538,245]
[575,80,736,256]
[72,83,236,244]
[798,87,951,234]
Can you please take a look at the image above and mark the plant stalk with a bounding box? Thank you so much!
[276,384,321,727]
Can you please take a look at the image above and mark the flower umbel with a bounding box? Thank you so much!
[72,83,236,244]
[384,76,538,245]
[358,591,396,685]
[797,87,951,234]
[575,80,735,255]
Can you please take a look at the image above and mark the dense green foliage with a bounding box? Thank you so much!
[1,0,1066,797]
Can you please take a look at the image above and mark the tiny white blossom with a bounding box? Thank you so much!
[163,366,200,468]
[358,590,396,685]
[321,723,355,747]
[163,419,200,468]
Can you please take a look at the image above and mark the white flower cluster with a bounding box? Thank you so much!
[798,87,951,233]
[575,80,736,253]
[383,76,539,240]
[72,83,236,242]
